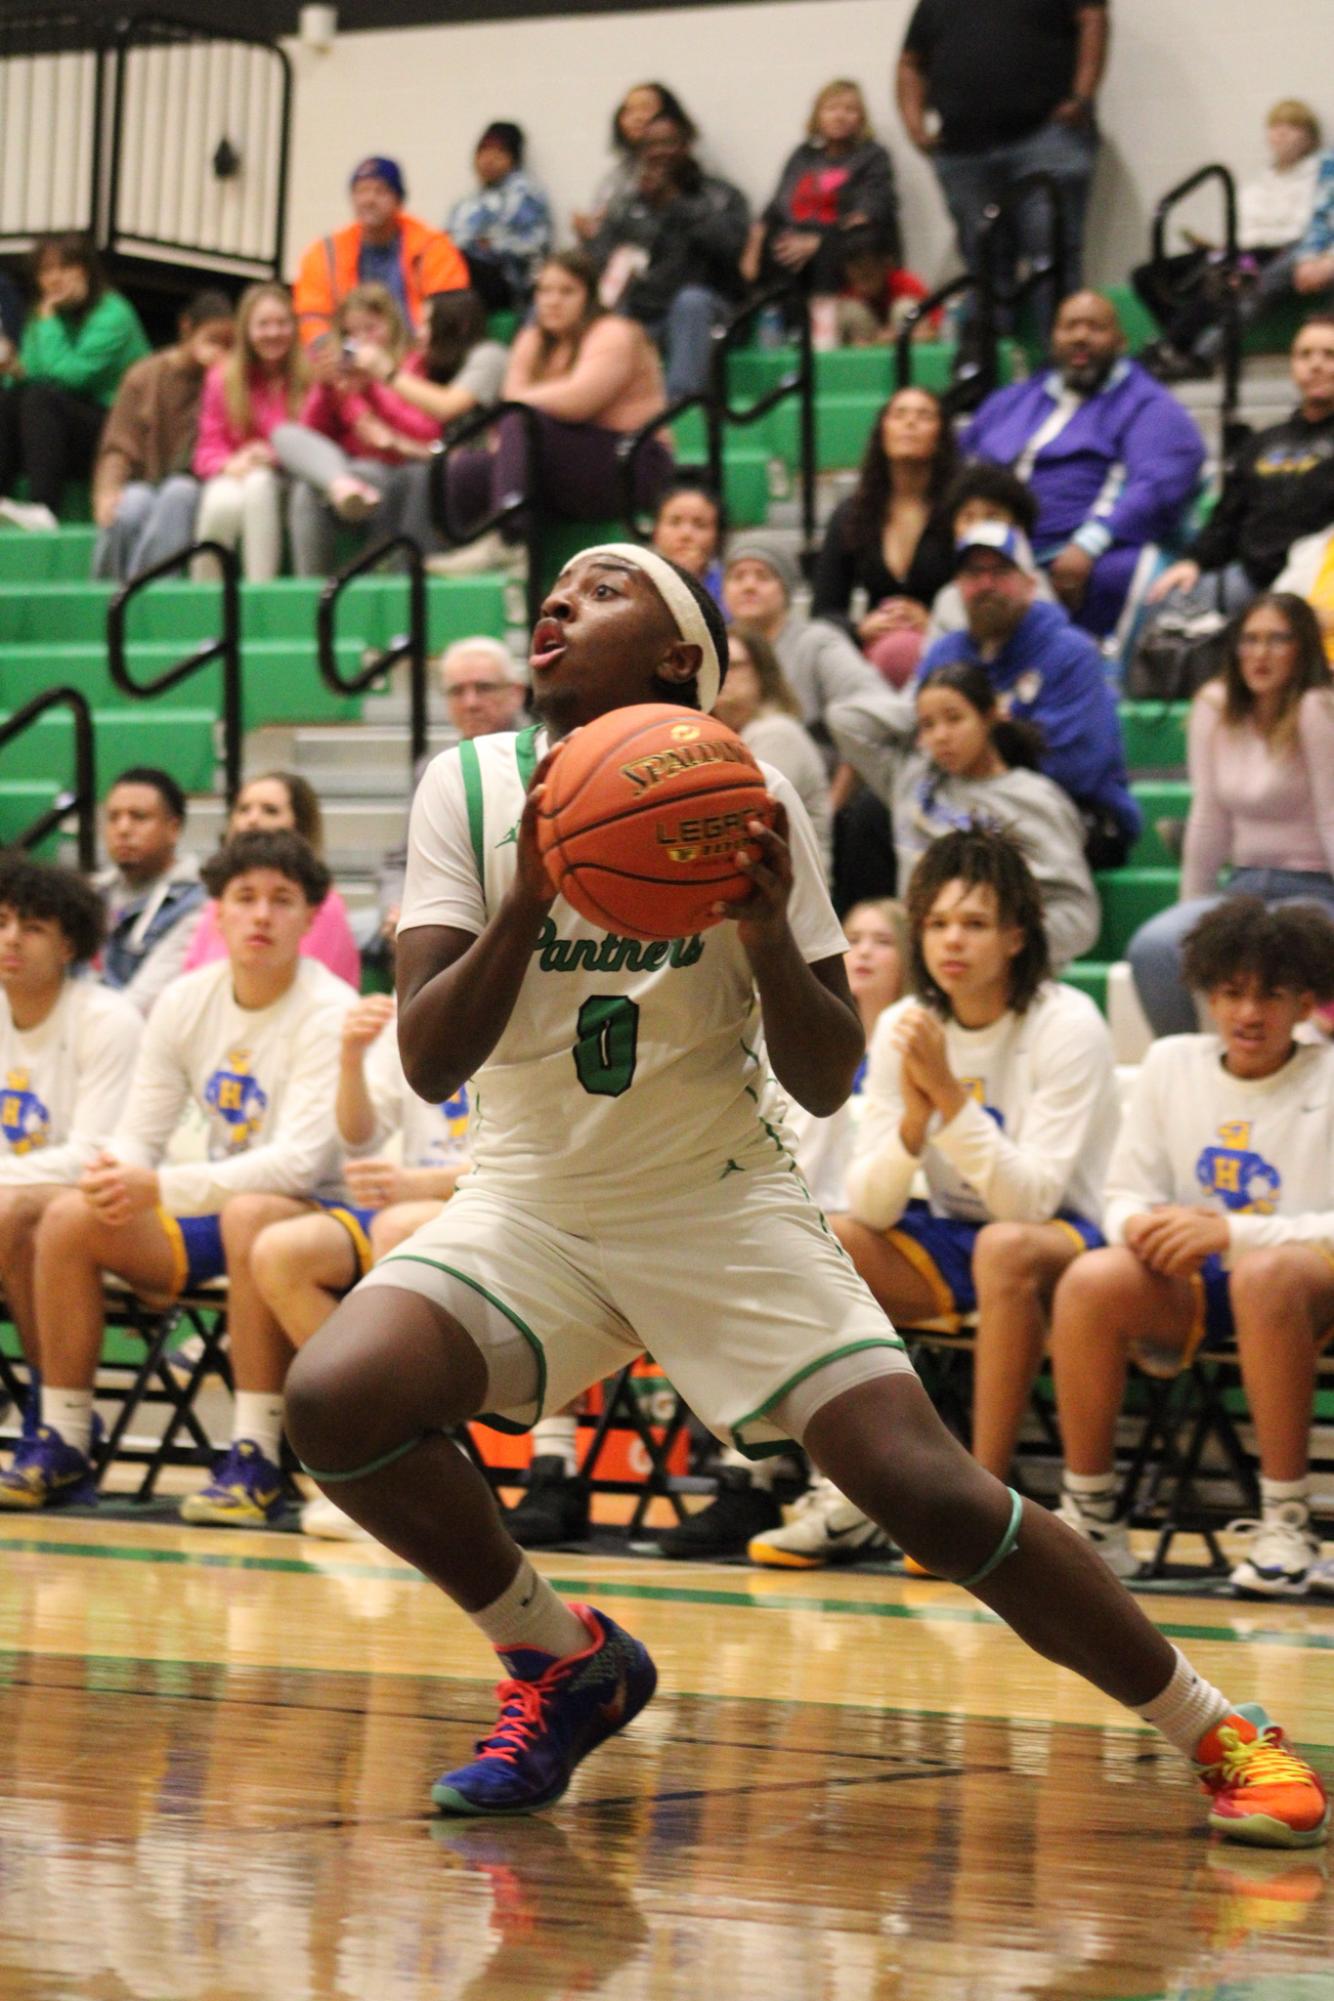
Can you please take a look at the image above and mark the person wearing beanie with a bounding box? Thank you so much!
[722,539,883,742]
[447,122,553,311]
[292,155,468,350]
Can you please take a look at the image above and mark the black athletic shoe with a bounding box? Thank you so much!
[508,1457,591,1549]
[656,1468,782,1560]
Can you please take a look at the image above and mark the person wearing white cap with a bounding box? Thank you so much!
[830,518,1140,867]
[277,539,1330,1855]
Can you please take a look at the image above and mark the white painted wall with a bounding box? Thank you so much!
[281,0,1328,291]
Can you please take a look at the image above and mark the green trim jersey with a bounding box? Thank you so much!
[397,724,849,1198]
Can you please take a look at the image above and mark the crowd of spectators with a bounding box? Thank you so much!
[0,28,1333,1598]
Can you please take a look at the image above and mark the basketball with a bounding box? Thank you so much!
[535,703,774,941]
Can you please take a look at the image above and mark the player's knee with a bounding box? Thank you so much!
[0,1187,44,1257]
[249,1220,300,1307]
[219,1193,288,1258]
[1051,1248,1133,1337]
[37,1188,95,1257]
[972,1221,1044,1291]
[1229,1246,1312,1316]
[283,1330,360,1468]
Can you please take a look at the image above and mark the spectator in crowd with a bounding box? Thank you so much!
[440,252,670,573]
[658,896,907,1561]
[1294,146,1334,310]
[251,991,472,1542]
[94,767,207,1017]
[271,283,441,576]
[830,657,1100,968]
[751,826,1118,1568]
[742,80,901,305]
[925,460,1056,640]
[831,522,1140,864]
[962,290,1206,637]
[0,832,351,1519]
[1274,518,1334,662]
[192,283,308,583]
[0,270,23,352]
[896,0,1108,343]
[714,626,833,878]
[1052,898,1334,1599]
[573,82,698,244]
[183,772,361,990]
[1126,594,1334,1036]
[0,856,141,1406]
[349,290,509,560]
[590,113,749,399]
[292,155,468,349]
[91,289,235,581]
[1136,102,1326,382]
[1147,315,1334,625]
[722,539,884,740]
[650,473,724,605]
[812,387,960,685]
[834,227,931,346]
[446,122,553,311]
[0,234,149,531]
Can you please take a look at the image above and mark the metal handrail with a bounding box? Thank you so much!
[0,687,96,870]
[317,535,428,779]
[616,388,713,541]
[715,280,817,567]
[107,541,242,802]
[429,401,548,627]
[896,270,995,413]
[1151,162,1243,451]
[978,170,1069,322]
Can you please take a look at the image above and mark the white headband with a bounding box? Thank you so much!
[578,542,723,714]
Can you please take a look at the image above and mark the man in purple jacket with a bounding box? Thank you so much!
[962,292,1206,637]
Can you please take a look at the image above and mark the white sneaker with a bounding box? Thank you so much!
[747,1475,892,1569]
[1056,1489,1142,1580]
[300,1493,374,1542]
[425,530,527,577]
[1227,1505,1322,1599]
[0,497,59,531]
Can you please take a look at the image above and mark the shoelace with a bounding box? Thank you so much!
[476,1676,553,1763]
[1211,1724,1314,1792]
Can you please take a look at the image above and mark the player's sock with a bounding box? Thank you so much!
[1259,1476,1310,1521]
[1136,1646,1232,1758]
[527,1414,579,1478]
[472,1555,588,1662]
[231,1392,285,1466]
[41,1388,94,1458]
[1061,1469,1119,1521]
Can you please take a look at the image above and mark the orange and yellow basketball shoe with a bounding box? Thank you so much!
[1194,1705,1330,1848]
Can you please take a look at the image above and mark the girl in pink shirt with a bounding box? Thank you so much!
[193,283,308,581]
[184,772,360,989]
[1129,593,1334,1033]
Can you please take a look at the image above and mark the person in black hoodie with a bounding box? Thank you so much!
[744,80,901,301]
[1146,315,1334,623]
[590,112,749,399]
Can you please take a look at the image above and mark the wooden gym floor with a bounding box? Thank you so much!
[1,1514,1331,2001]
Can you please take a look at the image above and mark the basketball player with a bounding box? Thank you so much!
[0,831,353,1521]
[284,545,1328,1847]
[0,856,141,1402]
[1051,897,1334,1600]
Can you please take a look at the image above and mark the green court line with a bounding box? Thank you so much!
[5,1530,1334,1658]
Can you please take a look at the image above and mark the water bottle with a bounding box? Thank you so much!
[755,305,786,350]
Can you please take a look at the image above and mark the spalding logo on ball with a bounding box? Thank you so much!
[536,703,775,942]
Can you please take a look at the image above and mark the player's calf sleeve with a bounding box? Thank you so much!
[299,1429,434,1484]
[953,1487,1025,1589]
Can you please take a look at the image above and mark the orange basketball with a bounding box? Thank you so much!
[535,703,774,941]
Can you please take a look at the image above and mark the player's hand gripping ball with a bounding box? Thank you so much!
[535,703,775,941]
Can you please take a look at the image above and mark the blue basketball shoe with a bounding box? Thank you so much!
[0,1423,98,1510]
[432,1604,658,1815]
[179,1439,286,1526]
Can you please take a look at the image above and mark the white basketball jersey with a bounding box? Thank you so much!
[398,724,848,1198]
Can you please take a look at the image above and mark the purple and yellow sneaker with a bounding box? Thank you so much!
[179,1439,286,1526]
[432,1604,658,1816]
[0,1424,97,1511]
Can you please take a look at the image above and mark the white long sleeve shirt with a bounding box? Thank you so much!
[0,979,141,1185]
[109,958,354,1214]
[1103,1035,1334,1262]
[847,984,1120,1232]
[355,1015,471,1169]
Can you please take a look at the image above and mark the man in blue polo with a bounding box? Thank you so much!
[962,291,1205,637]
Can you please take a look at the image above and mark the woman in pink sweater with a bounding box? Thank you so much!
[1129,593,1334,1032]
[185,772,360,988]
[193,283,308,580]
[271,283,442,576]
